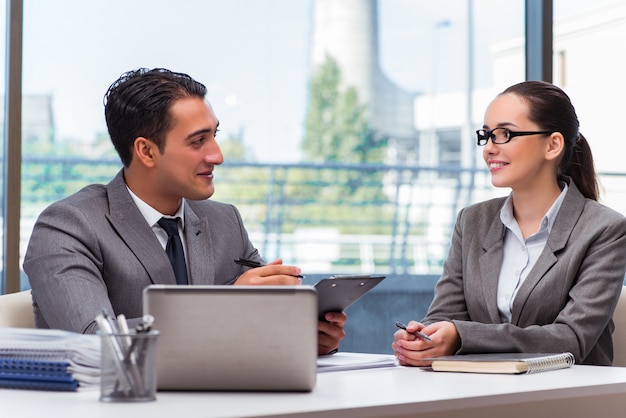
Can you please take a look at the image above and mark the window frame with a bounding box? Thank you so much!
[0,0,553,293]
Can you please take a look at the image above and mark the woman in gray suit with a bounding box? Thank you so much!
[393,81,626,366]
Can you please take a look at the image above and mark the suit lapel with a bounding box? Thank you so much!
[183,203,214,285]
[105,171,177,285]
[479,215,506,323]
[510,179,585,323]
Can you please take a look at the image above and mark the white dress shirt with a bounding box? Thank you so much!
[126,186,189,268]
[497,182,568,322]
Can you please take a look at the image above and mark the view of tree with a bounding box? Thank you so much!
[302,55,386,164]
[292,55,393,236]
[19,56,398,270]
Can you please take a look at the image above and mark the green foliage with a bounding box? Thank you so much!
[21,58,396,249]
[302,55,387,164]
[211,132,270,227]
[297,55,392,234]
[220,139,247,161]
[219,129,254,162]
[21,132,120,209]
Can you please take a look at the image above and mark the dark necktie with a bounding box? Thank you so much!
[158,217,188,285]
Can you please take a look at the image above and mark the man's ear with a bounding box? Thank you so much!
[545,132,565,162]
[133,137,159,168]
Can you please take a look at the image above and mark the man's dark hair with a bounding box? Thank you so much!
[104,68,207,167]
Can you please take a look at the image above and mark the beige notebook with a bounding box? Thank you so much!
[143,285,318,391]
[427,352,575,374]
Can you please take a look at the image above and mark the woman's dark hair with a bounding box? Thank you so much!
[103,68,207,167]
[501,80,598,201]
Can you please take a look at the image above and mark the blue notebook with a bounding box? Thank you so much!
[0,328,101,391]
[0,357,70,374]
[0,357,79,391]
[0,377,79,391]
[0,370,76,383]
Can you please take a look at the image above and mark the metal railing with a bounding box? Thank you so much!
[21,156,626,278]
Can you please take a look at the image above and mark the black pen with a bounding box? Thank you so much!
[395,321,432,342]
[234,258,304,279]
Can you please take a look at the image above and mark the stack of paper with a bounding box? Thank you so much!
[317,352,398,372]
[0,328,100,391]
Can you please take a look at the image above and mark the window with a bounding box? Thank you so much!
[18,1,524,290]
[553,0,626,213]
[0,0,7,293]
[437,129,462,169]
[14,1,624,354]
[15,2,523,353]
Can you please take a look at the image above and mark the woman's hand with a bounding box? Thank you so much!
[392,321,461,366]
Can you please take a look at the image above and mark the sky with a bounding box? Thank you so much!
[9,0,622,162]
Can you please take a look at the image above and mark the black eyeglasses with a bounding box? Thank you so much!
[476,127,552,146]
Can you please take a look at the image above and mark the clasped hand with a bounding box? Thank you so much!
[392,320,461,366]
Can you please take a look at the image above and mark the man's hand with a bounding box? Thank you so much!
[318,311,347,355]
[234,258,302,285]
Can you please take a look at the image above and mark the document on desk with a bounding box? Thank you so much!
[317,352,398,372]
[0,327,101,391]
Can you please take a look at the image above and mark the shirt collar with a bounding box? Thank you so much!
[126,186,185,229]
[500,181,568,234]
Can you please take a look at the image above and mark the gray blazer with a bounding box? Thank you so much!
[24,171,263,334]
[424,178,626,365]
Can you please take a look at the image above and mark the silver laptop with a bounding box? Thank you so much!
[142,285,318,392]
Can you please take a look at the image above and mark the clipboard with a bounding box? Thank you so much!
[315,274,385,319]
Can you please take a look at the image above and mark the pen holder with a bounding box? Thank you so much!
[99,330,159,402]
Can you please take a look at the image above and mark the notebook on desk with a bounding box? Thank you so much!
[142,285,318,392]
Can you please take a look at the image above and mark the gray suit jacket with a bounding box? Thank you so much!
[423,178,626,365]
[24,171,263,334]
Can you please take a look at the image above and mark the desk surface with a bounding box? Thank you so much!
[3,363,626,418]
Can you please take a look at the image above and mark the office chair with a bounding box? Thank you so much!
[0,289,36,328]
[612,286,626,366]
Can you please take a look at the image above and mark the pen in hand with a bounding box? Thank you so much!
[395,321,432,342]
[234,258,304,279]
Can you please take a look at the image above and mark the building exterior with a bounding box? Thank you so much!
[310,0,417,164]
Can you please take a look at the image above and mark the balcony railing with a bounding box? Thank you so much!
[19,156,626,353]
[21,156,626,277]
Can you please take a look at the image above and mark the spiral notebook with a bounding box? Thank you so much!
[0,358,86,391]
[427,352,575,374]
[0,328,101,391]
[0,360,80,392]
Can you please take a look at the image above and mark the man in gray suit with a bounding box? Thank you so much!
[23,68,346,355]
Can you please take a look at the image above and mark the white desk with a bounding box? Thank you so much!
[3,364,626,418]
